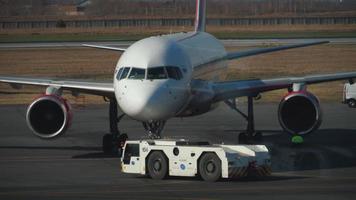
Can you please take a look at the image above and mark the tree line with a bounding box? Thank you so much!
[86,0,356,17]
[1,0,356,18]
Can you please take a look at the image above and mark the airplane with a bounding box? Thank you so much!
[1,0,356,155]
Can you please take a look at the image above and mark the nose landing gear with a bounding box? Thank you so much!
[142,121,166,139]
[102,98,168,154]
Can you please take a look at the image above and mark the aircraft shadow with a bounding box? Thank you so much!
[2,129,355,173]
[72,152,119,159]
[0,145,120,159]
[223,128,356,172]
[0,146,101,151]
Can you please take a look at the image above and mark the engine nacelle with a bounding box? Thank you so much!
[278,91,322,136]
[26,95,72,139]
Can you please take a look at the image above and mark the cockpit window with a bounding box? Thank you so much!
[119,67,130,80]
[118,66,183,81]
[128,68,145,80]
[147,67,167,80]
[116,68,124,80]
[166,66,183,80]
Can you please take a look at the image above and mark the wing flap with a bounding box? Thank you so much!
[213,72,356,102]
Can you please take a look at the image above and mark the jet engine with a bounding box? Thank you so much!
[278,91,322,136]
[26,95,72,139]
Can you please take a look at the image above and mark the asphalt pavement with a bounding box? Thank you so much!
[0,103,356,200]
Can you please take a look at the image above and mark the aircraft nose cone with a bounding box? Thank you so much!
[116,80,186,121]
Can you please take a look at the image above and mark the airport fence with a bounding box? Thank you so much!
[1,17,356,29]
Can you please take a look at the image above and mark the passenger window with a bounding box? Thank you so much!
[147,67,167,79]
[166,66,183,80]
[128,68,145,80]
[119,67,131,80]
[116,68,124,80]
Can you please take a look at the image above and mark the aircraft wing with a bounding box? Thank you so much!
[225,41,328,60]
[212,72,356,102]
[0,76,114,97]
[82,44,127,52]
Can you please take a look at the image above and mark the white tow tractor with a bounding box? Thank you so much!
[120,139,271,182]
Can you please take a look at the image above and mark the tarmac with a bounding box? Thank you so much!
[1,38,356,49]
[1,102,356,200]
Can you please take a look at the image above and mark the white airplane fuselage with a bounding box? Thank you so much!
[2,0,354,142]
[114,31,227,121]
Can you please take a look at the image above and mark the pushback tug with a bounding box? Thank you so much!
[121,139,271,182]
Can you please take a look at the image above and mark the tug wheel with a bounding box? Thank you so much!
[199,153,221,182]
[348,99,356,108]
[147,151,168,180]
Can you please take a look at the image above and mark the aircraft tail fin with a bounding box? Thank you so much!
[194,0,206,32]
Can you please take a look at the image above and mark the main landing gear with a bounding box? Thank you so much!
[225,96,262,144]
[102,98,128,155]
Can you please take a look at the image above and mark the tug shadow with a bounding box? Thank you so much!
[224,175,309,182]
[135,173,308,183]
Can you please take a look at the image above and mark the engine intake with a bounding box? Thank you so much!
[278,92,322,136]
[26,95,72,139]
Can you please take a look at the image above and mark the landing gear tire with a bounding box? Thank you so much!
[199,153,221,182]
[147,151,168,180]
[118,133,128,147]
[117,133,128,156]
[238,132,248,144]
[102,133,128,156]
[102,134,113,155]
[238,132,263,144]
[254,132,263,141]
[348,99,356,108]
